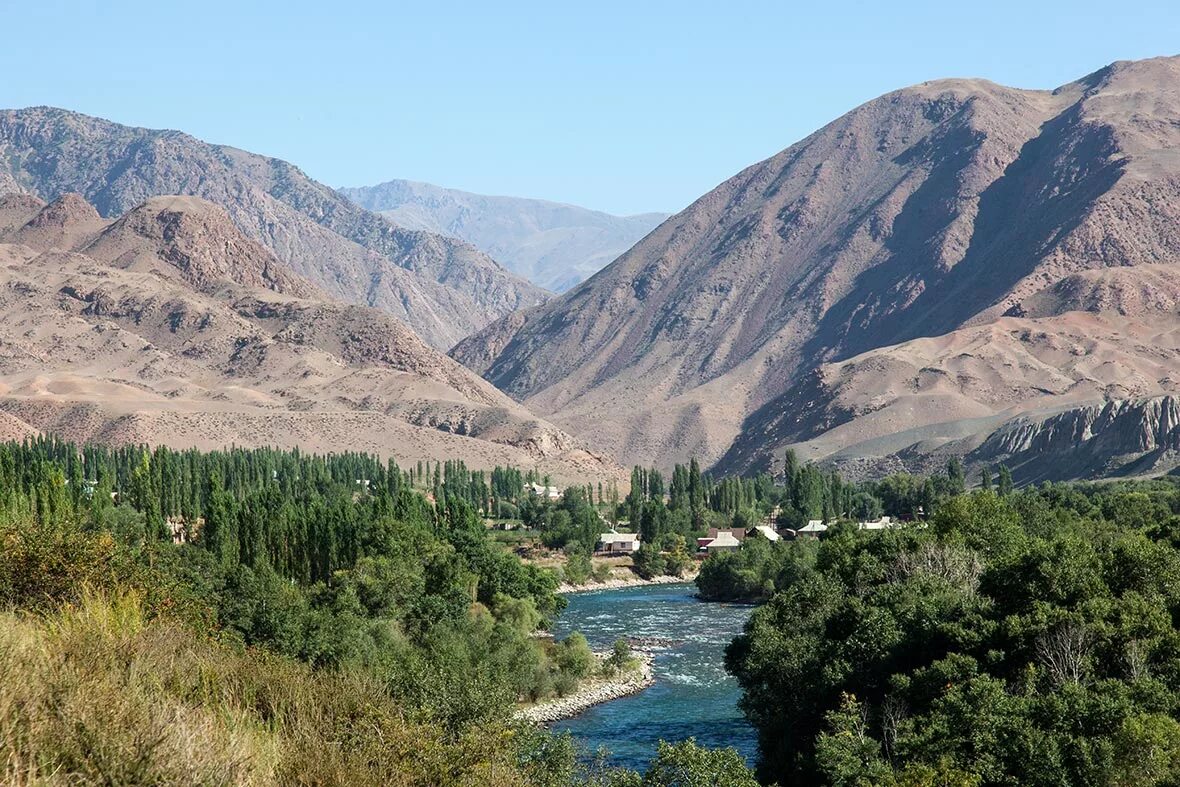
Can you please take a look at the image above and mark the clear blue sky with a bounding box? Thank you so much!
[2,0,1177,215]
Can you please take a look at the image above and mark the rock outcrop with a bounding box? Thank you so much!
[970,396,1180,482]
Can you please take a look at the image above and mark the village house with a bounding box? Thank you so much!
[793,519,828,539]
[702,530,742,554]
[596,530,640,555]
[749,524,781,542]
[528,482,562,501]
[858,515,895,530]
[697,527,746,554]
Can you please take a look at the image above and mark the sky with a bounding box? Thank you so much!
[2,1,1178,215]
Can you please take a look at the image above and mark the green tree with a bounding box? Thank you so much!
[639,739,759,787]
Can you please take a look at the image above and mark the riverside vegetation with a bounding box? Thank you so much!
[0,437,757,786]
[699,455,1180,785]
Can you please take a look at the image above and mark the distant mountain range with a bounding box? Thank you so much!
[0,191,613,482]
[453,55,1180,483]
[339,180,668,292]
[0,107,547,350]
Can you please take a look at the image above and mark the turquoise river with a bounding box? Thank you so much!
[550,582,758,770]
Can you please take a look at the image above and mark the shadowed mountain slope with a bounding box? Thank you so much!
[453,56,1180,479]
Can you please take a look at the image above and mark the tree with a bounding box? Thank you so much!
[815,693,891,786]
[997,464,1014,497]
[947,457,966,496]
[639,739,759,787]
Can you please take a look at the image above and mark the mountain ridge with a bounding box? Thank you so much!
[339,178,668,292]
[452,55,1180,480]
[0,106,548,349]
[0,190,616,483]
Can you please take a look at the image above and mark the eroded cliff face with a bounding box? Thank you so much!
[970,396,1180,482]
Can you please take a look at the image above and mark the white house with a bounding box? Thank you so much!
[528,482,562,501]
[597,530,641,554]
[703,530,742,554]
[795,520,828,538]
[750,525,781,542]
[858,516,895,531]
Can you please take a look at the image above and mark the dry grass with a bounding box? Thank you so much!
[0,592,536,786]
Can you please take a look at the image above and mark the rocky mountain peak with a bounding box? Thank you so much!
[84,195,316,297]
[27,193,101,228]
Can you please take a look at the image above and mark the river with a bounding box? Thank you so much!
[549,582,758,771]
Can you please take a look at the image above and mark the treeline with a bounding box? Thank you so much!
[0,436,759,785]
[722,475,1180,786]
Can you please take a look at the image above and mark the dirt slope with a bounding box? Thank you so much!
[454,56,1180,478]
[0,192,615,483]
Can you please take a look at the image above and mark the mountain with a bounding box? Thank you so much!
[339,179,668,292]
[453,55,1180,481]
[0,191,614,483]
[0,107,548,350]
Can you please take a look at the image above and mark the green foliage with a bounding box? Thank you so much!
[636,739,760,786]
[632,543,668,580]
[0,591,574,786]
[726,478,1180,786]
[602,638,636,677]
[0,437,649,784]
[564,548,594,585]
[556,631,597,679]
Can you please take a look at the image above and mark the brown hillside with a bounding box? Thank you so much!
[454,56,1180,480]
[0,108,549,349]
[0,192,615,484]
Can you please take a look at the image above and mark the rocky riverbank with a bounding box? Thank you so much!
[557,570,697,595]
[514,653,655,723]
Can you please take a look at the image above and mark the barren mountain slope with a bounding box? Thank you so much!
[0,108,548,349]
[0,193,613,483]
[340,179,668,292]
[453,56,1180,473]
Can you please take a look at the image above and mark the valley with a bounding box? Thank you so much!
[2,16,1180,785]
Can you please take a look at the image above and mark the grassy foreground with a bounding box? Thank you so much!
[0,591,546,786]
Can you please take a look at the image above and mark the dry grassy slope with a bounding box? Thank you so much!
[0,193,616,484]
[340,179,668,292]
[454,56,1180,475]
[0,108,548,350]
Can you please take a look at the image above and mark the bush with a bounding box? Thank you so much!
[0,592,556,786]
[632,544,667,579]
[563,549,592,585]
[592,561,614,583]
[556,631,596,679]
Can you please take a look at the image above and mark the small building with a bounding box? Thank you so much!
[749,525,781,542]
[703,530,742,554]
[528,482,562,501]
[706,527,747,543]
[858,516,895,531]
[795,520,828,538]
[597,530,640,555]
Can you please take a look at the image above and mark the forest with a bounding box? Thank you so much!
[720,467,1180,786]
[0,436,757,786]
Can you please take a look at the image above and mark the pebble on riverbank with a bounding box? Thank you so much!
[514,653,655,723]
